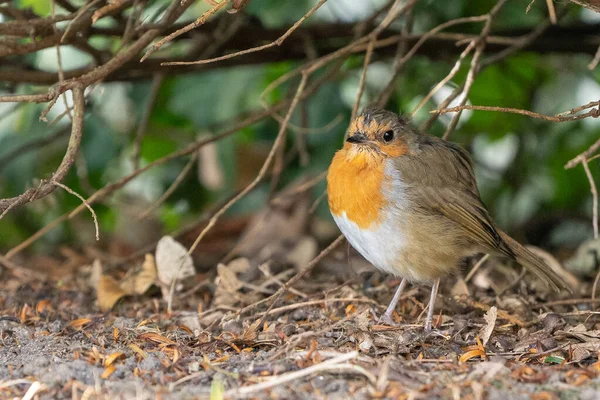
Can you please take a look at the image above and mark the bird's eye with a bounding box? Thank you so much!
[383,130,394,142]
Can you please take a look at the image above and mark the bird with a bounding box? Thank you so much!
[326,107,569,332]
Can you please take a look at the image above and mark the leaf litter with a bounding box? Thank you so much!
[3,191,600,398]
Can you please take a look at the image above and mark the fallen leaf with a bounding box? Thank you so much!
[119,253,157,295]
[531,392,558,400]
[210,376,225,400]
[104,352,125,367]
[69,318,92,329]
[216,263,244,293]
[139,332,177,346]
[565,238,600,277]
[459,349,486,362]
[227,257,250,274]
[511,365,548,383]
[128,343,147,359]
[35,299,51,314]
[155,236,195,288]
[97,275,127,312]
[101,364,116,379]
[479,306,497,347]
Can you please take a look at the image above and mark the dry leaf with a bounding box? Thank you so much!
[216,263,244,293]
[97,275,127,312]
[155,236,195,287]
[459,349,486,362]
[36,299,51,314]
[479,306,497,346]
[227,257,250,274]
[101,364,116,379]
[104,352,125,367]
[69,318,92,329]
[119,254,157,295]
[128,343,147,359]
[138,332,176,346]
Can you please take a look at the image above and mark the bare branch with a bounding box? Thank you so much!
[0,86,86,215]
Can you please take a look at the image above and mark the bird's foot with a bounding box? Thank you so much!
[376,312,397,326]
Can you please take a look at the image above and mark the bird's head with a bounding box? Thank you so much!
[344,108,416,160]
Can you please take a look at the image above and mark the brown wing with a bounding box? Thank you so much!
[394,135,513,256]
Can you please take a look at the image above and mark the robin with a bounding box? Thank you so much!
[327,108,569,332]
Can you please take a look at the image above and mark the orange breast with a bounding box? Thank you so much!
[327,147,387,229]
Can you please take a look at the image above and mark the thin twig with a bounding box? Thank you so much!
[223,351,362,397]
[236,234,344,320]
[431,103,600,123]
[186,73,308,256]
[132,73,164,170]
[465,254,490,283]
[138,152,198,219]
[0,86,86,216]
[582,158,599,240]
[163,0,330,66]
[52,181,99,241]
[140,0,230,62]
[545,0,557,24]
[255,298,378,317]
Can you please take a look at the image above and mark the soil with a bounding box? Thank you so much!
[2,250,600,399]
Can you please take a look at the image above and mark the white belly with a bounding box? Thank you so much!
[332,211,407,276]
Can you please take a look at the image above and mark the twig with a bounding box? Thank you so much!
[163,0,330,66]
[0,253,37,279]
[223,351,362,397]
[351,38,375,121]
[4,76,330,259]
[132,73,165,170]
[566,131,600,169]
[186,73,308,256]
[255,298,378,317]
[431,103,600,123]
[138,152,198,219]
[465,254,490,283]
[582,158,599,240]
[140,0,229,62]
[0,86,85,215]
[52,181,99,241]
[589,44,600,70]
[442,0,508,140]
[546,0,557,24]
[410,41,476,117]
[236,234,344,320]
[0,127,70,170]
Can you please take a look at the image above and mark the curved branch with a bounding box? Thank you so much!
[0,86,85,215]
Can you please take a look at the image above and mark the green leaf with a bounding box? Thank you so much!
[543,355,565,364]
[209,377,225,400]
[19,0,51,16]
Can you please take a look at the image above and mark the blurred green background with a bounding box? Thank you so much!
[1,0,599,256]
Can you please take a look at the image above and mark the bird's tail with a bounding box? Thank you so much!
[497,229,570,292]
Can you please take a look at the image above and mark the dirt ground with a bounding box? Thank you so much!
[2,238,600,400]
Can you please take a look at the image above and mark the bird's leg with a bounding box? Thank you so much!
[379,278,407,325]
[424,278,441,332]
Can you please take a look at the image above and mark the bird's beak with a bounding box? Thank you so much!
[346,133,368,144]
